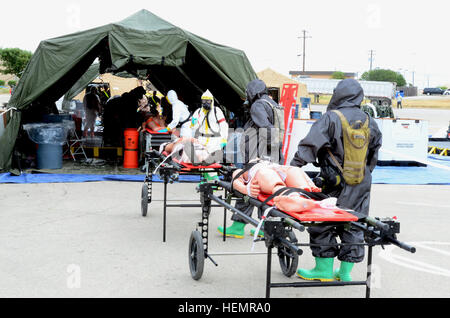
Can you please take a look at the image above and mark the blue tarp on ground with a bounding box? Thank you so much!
[1,156,449,185]
[372,155,450,185]
[0,173,200,184]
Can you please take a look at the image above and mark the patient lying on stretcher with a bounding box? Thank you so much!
[232,160,337,213]
[141,110,168,133]
[162,137,222,165]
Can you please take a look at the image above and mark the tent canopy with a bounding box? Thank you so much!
[1,9,257,171]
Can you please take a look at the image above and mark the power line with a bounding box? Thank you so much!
[297,30,312,73]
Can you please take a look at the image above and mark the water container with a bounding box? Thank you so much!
[36,143,63,169]
[300,97,311,119]
[310,111,322,119]
[23,123,70,170]
[124,128,139,168]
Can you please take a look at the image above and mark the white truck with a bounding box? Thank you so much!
[296,78,396,107]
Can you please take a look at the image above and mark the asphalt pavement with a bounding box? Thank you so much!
[0,181,449,298]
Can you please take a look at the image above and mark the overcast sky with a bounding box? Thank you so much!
[1,0,449,88]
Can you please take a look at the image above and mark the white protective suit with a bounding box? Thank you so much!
[166,90,192,137]
[190,90,228,154]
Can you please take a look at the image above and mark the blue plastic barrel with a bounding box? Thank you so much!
[310,111,322,119]
[36,143,63,169]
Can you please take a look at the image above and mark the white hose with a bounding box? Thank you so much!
[251,207,274,252]
[152,142,185,175]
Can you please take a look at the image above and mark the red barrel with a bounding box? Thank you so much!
[123,128,139,168]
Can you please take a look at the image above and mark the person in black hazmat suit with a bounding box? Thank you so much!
[102,86,146,146]
[217,79,284,238]
[290,78,382,282]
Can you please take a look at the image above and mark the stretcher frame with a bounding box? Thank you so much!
[188,180,416,298]
[141,141,235,242]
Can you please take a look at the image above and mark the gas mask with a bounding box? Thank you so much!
[201,99,212,111]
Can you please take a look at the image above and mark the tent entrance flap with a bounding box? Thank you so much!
[29,37,109,113]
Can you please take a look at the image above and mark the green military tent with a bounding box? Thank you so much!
[62,64,101,103]
[0,9,257,172]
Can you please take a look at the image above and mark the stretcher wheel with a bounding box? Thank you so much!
[278,230,299,277]
[188,230,205,280]
[141,183,148,217]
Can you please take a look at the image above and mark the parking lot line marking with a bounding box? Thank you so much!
[378,242,450,278]
[412,242,450,257]
[395,201,450,209]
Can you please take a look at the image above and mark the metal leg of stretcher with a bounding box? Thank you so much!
[161,175,223,243]
[264,244,374,298]
[366,245,373,298]
[163,180,167,242]
[222,189,227,242]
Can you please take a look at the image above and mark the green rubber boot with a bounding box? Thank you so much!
[199,172,220,186]
[217,221,246,239]
[296,257,335,282]
[334,261,355,282]
[250,228,264,238]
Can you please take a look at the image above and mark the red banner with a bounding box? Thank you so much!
[279,83,298,163]
[279,83,299,129]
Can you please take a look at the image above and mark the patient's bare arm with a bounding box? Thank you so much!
[232,170,260,197]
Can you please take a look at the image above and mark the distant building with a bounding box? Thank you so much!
[289,71,357,80]
[0,74,19,86]
[257,68,307,104]
[73,73,142,101]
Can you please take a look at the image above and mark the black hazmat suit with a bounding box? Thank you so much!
[290,79,382,263]
[233,79,284,224]
[102,87,146,146]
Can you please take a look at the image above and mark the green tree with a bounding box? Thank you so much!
[0,48,32,78]
[8,80,17,87]
[360,69,406,87]
[331,71,346,79]
[0,80,5,86]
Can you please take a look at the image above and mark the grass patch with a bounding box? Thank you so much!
[308,94,450,109]
[0,88,10,94]
[401,98,450,109]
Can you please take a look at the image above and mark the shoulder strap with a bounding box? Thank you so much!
[205,107,220,135]
[329,110,346,174]
[332,110,348,128]
[258,98,277,125]
[261,186,328,206]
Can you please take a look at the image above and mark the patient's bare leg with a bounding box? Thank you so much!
[284,166,321,192]
[254,168,286,195]
[164,137,195,153]
[273,194,318,212]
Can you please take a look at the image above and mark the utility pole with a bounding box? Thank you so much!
[369,50,375,71]
[298,30,312,73]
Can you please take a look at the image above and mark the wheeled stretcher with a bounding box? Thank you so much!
[143,128,173,154]
[141,145,234,242]
[188,179,416,298]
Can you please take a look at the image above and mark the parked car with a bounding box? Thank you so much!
[443,89,450,95]
[423,87,445,95]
